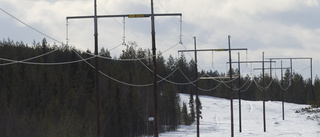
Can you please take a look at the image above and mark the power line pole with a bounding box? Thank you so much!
[237,52,241,133]
[267,57,312,119]
[270,59,272,101]
[228,59,276,133]
[290,59,293,101]
[150,1,159,136]
[179,35,247,137]
[311,58,314,100]
[94,0,100,136]
[66,1,181,136]
[230,52,268,133]
[251,56,313,132]
[193,36,200,137]
[253,66,291,121]
[177,36,202,137]
[227,35,234,137]
[281,61,284,120]
[269,57,314,101]
[239,52,267,132]
[262,52,266,132]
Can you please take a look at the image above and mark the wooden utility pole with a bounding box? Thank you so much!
[262,52,266,132]
[281,61,284,120]
[150,0,160,136]
[93,0,100,136]
[179,36,246,137]
[227,35,234,137]
[270,59,273,100]
[254,66,291,121]
[290,59,293,101]
[66,1,181,136]
[267,57,313,119]
[237,52,241,133]
[193,37,200,137]
[228,59,276,133]
[268,58,313,87]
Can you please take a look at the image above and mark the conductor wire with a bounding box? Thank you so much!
[0,8,62,44]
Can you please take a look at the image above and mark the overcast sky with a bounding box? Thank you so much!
[1,0,319,80]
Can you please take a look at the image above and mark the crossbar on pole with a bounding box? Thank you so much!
[178,48,247,53]
[67,13,182,20]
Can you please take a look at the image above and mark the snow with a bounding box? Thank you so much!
[160,94,320,137]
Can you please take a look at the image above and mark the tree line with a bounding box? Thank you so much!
[0,38,319,136]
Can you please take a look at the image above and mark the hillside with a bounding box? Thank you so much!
[160,93,320,137]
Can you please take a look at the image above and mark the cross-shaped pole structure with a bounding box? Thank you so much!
[267,57,312,120]
[267,57,313,101]
[227,59,276,133]
[66,0,181,137]
[254,66,291,120]
[178,35,247,137]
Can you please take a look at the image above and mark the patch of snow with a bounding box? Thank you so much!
[160,93,319,137]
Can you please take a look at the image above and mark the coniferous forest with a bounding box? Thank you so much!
[0,38,319,137]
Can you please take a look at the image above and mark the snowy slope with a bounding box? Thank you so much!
[160,94,320,137]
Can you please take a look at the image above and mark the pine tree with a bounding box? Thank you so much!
[181,102,191,125]
[189,93,195,123]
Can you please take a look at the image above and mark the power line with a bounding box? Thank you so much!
[0,48,58,66]
[0,8,63,44]
[73,48,236,90]
[72,49,153,87]
[73,49,188,87]
[0,40,295,93]
[231,76,252,91]
[0,47,100,66]
[0,56,95,66]
[78,41,182,62]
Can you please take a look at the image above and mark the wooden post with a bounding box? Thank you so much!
[238,52,242,132]
[194,36,200,137]
[262,52,266,132]
[228,35,234,137]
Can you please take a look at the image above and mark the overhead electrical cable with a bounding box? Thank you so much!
[0,8,92,67]
[0,49,95,66]
[240,80,254,93]
[198,80,224,92]
[0,48,57,65]
[176,67,206,85]
[277,79,292,91]
[175,66,236,92]
[74,49,186,87]
[231,76,252,91]
[252,79,265,91]
[72,49,153,87]
[251,77,276,92]
[264,78,274,91]
[202,73,239,83]
[160,42,181,54]
[0,8,63,44]
[80,41,182,62]
[134,55,204,85]
[109,43,123,52]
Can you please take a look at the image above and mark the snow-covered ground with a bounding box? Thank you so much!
[160,94,320,137]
